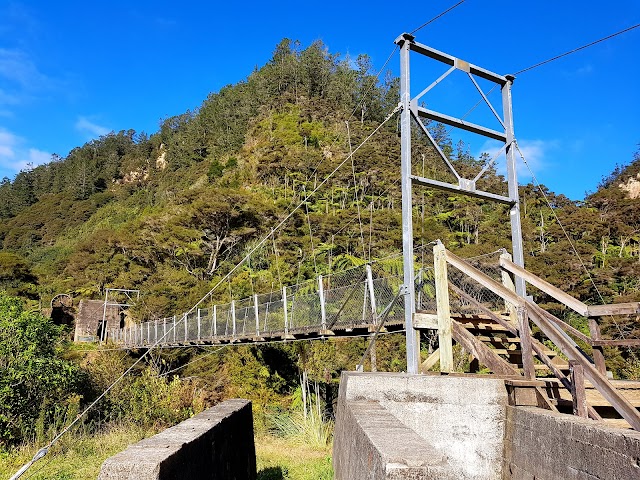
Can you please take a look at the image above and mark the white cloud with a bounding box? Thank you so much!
[75,116,110,137]
[0,48,49,89]
[477,138,555,182]
[0,48,59,117]
[575,64,594,76]
[0,128,51,175]
[0,129,18,159]
[0,87,21,106]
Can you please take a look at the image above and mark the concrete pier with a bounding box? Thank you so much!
[333,372,508,479]
[332,372,640,480]
[98,399,256,480]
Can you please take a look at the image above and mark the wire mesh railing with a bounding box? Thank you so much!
[107,248,508,348]
[447,250,507,315]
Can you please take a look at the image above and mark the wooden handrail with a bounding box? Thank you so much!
[499,257,589,316]
[448,281,601,420]
[500,257,640,318]
[444,248,640,431]
[587,303,640,316]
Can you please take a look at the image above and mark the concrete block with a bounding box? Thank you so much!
[334,372,508,480]
[98,399,256,480]
[504,406,640,480]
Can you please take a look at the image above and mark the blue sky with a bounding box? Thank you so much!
[0,0,638,200]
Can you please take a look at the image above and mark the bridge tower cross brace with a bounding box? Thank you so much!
[396,33,526,374]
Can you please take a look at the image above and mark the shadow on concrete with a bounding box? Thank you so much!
[257,466,284,479]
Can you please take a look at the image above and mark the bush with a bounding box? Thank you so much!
[0,292,83,446]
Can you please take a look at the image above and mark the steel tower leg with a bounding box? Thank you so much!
[399,34,419,374]
[502,75,526,297]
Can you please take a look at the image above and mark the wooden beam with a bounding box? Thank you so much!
[541,312,593,345]
[501,257,640,318]
[535,387,559,412]
[446,250,524,307]
[587,302,640,317]
[592,339,640,347]
[517,305,535,380]
[413,312,439,329]
[588,319,607,375]
[570,361,588,418]
[420,348,440,373]
[500,251,518,326]
[499,257,589,316]
[451,320,520,376]
[434,243,454,373]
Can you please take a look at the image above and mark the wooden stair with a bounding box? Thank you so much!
[419,245,640,431]
[445,313,640,429]
[450,313,571,375]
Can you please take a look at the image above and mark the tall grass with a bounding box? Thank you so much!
[0,423,150,480]
[268,408,333,449]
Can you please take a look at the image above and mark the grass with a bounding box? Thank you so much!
[256,434,333,480]
[0,424,149,480]
[1,419,333,480]
[256,407,334,479]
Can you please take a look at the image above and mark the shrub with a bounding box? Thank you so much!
[0,292,83,446]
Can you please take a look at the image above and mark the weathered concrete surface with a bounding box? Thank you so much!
[503,406,640,480]
[333,372,509,479]
[75,299,120,342]
[98,399,256,480]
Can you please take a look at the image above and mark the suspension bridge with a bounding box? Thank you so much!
[100,31,640,432]
[13,20,640,480]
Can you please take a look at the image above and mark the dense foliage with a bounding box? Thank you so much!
[0,37,639,452]
[0,293,82,445]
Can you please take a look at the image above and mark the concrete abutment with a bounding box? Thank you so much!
[333,372,640,480]
[98,399,256,480]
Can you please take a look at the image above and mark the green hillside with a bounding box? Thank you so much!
[0,38,639,469]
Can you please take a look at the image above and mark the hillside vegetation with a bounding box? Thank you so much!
[0,38,639,474]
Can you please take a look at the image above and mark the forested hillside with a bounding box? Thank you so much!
[0,37,639,458]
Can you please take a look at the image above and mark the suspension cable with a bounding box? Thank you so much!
[410,0,466,35]
[514,23,640,75]
[302,184,318,274]
[346,121,367,259]
[10,103,402,480]
[514,142,627,339]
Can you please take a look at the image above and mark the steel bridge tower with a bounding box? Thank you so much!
[396,33,526,374]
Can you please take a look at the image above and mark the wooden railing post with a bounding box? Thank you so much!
[588,319,607,375]
[318,275,327,330]
[197,308,201,341]
[184,313,188,342]
[500,251,518,325]
[434,242,453,373]
[570,361,588,418]
[517,305,535,379]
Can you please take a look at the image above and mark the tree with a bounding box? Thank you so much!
[0,252,38,299]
